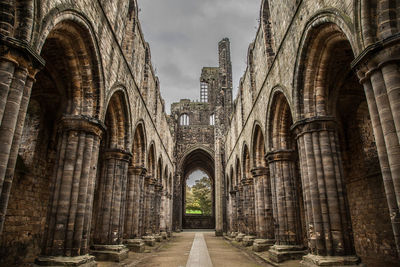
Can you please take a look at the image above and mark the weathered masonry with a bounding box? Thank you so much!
[1,0,400,267]
[0,0,174,266]
[224,0,400,266]
[169,39,233,233]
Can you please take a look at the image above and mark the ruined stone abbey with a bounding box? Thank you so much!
[1,0,400,266]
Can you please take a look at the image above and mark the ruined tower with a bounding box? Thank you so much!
[170,38,232,234]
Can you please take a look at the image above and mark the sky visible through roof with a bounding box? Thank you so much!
[138,0,261,114]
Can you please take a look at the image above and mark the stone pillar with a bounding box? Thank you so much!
[154,183,163,237]
[160,187,167,233]
[124,165,146,252]
[236,184,245,235]
[91,149,132,262]
[36,116,104,266]
[228,188,237,234]
[142,176,156,246]
[0,42,43,236]
[292,117,361,266]
[251,167,274,252]
[137,169,146,237]
[354,43,400,257]
[142,176,150,235]
[266,149,306,263]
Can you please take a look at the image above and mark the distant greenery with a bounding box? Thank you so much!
[186,209,202,214]
[185,177,212,215]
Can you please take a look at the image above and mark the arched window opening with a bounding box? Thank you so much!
[200,82,208,102]
[180,114,189,126]
[210,113,215,126]
[185,169,212,216]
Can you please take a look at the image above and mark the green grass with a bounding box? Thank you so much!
[185,209,202,214]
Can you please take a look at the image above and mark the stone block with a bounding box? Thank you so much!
[154,234,162,242]
[267,245,306,263]
[252,239,274,252]
[242,235,256,246]
[300,254,364,267]
[34,255,96,267]
[142,236,156,246]
[235,233,245,242]
[90,244,129,262]
[125,239,145,253]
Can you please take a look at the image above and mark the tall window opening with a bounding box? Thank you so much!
[185,170,212,215]
[200,82,208,102]
[180,113,189,126]
[210,113,215,126]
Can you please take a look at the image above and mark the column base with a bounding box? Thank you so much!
[90,244,129,262]
[142,235,156,246]
[161,231,168,239]
[252,239,274,252]
[235,233,245,242]
[215,230,223,236]
[229,232,238,238]
[125,239,145,253]
[301,254,363,267]
[154,234,162,242]
[34,255,96,267]
[242,235,256,247]
[267,245,306,263]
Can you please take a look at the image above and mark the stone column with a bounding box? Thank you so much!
[242,177,256,246]
[354,43,400,257]
[266,149,306,263]
[154,183,163,240]
[137,169,147,238]
[251,167,274,252]
[0,42,43,236]
[228,188,237,235]
[292,117,361,266]
[36,115,104,266]
[235,184,245,242]
[91,149,132,262]
[124,166,146,252]
[142,176,156,246]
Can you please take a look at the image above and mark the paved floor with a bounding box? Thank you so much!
[127,231,269,267]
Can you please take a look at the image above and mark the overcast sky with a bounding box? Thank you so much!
[138,0,261,114]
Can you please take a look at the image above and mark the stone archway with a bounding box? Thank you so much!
[176,148,215,230]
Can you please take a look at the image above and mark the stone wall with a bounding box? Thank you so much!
[0,0,175,265]
[224,0,400,266]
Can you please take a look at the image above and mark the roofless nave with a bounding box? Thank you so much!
[0,1,400,266]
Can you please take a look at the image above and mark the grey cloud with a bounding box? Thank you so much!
[138,0,261,113]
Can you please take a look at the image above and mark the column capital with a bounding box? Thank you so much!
[229,189,237,195]
[155,184,163,191]
[58,115,106,137]
[129,165,147,176]
[351,33,400,83]
[265,149,296,163]
[251,166,269,177]
[146,176,157,185]
[291,116,337,138]
[0,34,45,75]
[104,149,132,162]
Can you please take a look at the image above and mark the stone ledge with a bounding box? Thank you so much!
[90,245,129,262]
[301,254,364,267]
[125,239,145,253]
[34,255,96,267]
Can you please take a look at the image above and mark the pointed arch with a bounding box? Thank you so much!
[36,9,105,118]
[132,121,147,167]
[147,142,156,176]
[104,89,131,151]
[251,122,266,168]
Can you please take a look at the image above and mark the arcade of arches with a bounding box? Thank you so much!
[1,0,400,266]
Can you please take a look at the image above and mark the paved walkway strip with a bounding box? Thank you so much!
[186,233,213,267]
